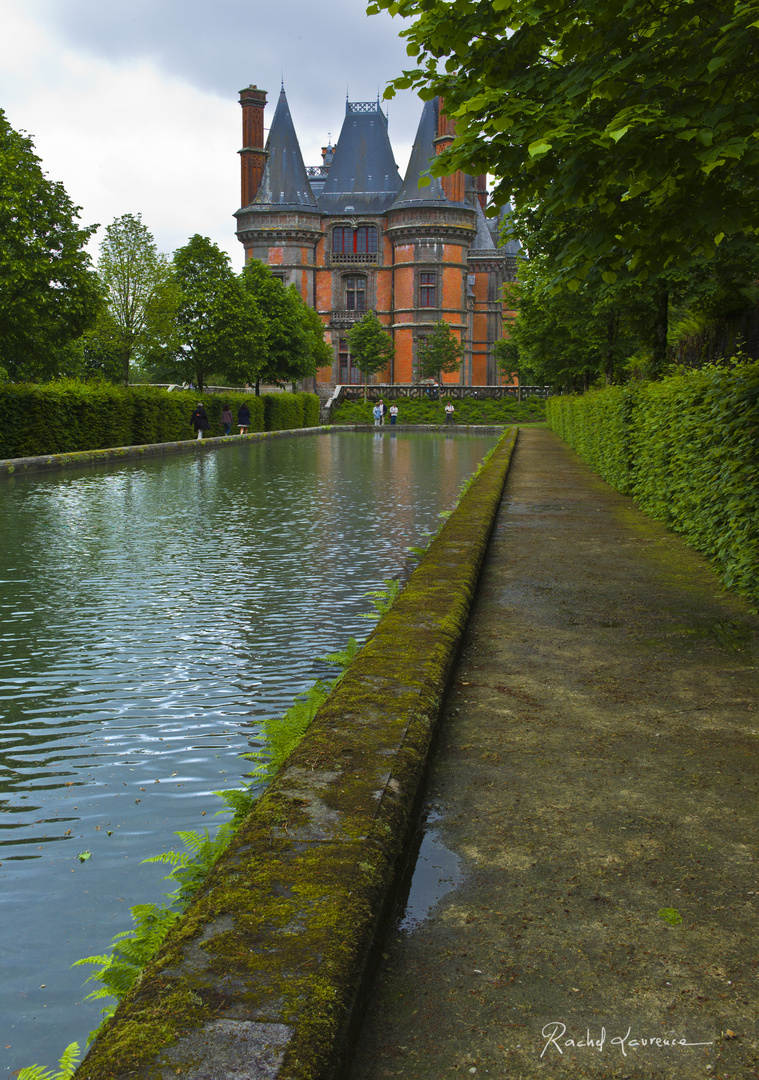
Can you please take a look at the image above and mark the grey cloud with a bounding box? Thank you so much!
[40,0,421,157]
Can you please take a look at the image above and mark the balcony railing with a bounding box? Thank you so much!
[329,252,379,265]
[329,309,371,327]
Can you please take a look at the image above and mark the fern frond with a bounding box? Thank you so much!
[17,1041,81,1080]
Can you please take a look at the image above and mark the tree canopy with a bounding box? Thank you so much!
[348,311,394,385]
[0,109,100,380]
[171,235,253,391]
[372,0,759,286]
[96,214,179,385]
[417,322,464,381]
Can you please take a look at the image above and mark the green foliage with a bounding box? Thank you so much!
[347,311,394,381]
[330,396,545,425]
[0,109,100,381]
[547,360,759,606]
[0,384,321,459]
[97,214,179,385]
[417,323,464,381]
[241,261,315,385]
[372,0,759,287]
[17,1043,81,1080]
[264,392,320,432]
[72,782,256,1032]
[243,680,336,784]
[658,908,683,927]
[360,579,402,620]
[170,235,257,392]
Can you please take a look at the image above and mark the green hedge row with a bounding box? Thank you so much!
[546,362,759,605]
[0,382,320,459]
[330,396,546,426]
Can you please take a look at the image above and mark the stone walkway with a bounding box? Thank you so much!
[349,427,759,1080]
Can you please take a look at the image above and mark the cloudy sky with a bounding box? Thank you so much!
[0,0,420,268]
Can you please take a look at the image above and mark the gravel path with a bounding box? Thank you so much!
[349,427,759,1080]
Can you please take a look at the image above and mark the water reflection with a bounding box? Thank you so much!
[0,430,495,1071]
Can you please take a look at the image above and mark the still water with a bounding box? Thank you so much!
[0,430,497,1071]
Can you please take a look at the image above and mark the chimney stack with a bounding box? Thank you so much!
[239,85,268,207]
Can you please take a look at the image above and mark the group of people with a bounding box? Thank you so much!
[372,399,456,425]
[372,400,399,427]
[190,403,252,440]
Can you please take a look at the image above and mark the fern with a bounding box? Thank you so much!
[360,578,402,619]
[320,636,361,671]
[17,1044,81,1080]
[242,679,334,782]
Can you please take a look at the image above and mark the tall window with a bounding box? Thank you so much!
[333,226,378,255]
[339,337,363,384]
[420,272,437,308]
[344,275,366,311]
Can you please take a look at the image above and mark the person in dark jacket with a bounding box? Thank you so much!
[237,403,251,435]
[191,404,210,440]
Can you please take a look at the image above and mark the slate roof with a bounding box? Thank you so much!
[317,101,402,216]
[251,87,320,211]
[390,97,467,210]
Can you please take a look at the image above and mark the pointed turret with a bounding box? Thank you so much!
[390,97,468,210]
[251,87,319,210]
[318,101,402,215]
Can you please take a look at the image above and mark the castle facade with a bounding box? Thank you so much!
[234,85,518,386]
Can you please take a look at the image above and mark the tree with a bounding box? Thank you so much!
[372,0,759,287]
[240,261,314,390]
[97,214,180,385]
[0,109,100,380]
[417,322,464,382]
[171,236,253,391]
[348,311,394,394]
[300,303,333,384]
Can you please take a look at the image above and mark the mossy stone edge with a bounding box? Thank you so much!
[73,427,519,1080]
[0,426,331,478]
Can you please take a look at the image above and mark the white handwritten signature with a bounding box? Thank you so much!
[541,1022,715,1059]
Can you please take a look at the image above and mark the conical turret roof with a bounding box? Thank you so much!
[252,87,319,211]
[317,101,402,215]
[390,97,468,210]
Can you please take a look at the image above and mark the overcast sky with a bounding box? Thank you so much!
[0,0,420,268]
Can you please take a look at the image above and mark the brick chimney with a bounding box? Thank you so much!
[433,98,465,203]
[239,85,268,207]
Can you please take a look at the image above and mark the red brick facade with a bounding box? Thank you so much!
[234,86,518,386]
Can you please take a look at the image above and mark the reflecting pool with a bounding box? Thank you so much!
[0,429,497,1071]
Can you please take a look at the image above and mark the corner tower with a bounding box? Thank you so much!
[386,97,477,384]
[235,86,322,303]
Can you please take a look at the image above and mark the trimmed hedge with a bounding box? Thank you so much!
[546,362,759,606]
[0,382,319,459]
[330,395,546,426]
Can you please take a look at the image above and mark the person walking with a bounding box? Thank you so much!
[237,402,251,435]
[220,404,233,436]
[191,403,210,440]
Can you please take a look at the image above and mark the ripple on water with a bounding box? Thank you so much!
[0,430,496,1069]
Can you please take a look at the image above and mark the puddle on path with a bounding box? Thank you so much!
[397,809,463,931]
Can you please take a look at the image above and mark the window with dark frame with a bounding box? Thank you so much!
[332,226,378,255]
[420,272,437,308]
[344,275,367,311]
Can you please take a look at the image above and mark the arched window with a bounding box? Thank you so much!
[332,226,378,256]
